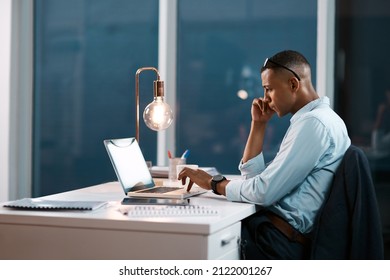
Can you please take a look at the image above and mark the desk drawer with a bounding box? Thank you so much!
[208,221,241,259]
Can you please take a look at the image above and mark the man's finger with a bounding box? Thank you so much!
[186,180,194,192]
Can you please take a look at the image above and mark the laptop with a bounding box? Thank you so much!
[104,137,207,199]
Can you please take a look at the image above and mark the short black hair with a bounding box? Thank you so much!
[261,50,310,74]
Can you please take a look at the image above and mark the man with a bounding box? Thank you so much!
[178,50,351,259]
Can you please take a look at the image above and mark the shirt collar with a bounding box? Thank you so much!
[290,96,330,123]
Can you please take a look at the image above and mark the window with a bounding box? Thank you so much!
[33,0,159,195]
[176,0,317,173]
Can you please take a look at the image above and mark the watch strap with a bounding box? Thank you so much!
[211,176,226,195]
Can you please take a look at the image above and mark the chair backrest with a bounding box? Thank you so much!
[310,145,384,259]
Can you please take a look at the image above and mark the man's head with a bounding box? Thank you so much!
[261,50,311,80]
[260,50,317,117]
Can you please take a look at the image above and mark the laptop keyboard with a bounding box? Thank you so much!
[137,186,182,194]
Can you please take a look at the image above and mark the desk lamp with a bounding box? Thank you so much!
[135,67,174,143]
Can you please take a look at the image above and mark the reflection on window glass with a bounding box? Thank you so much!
[177,0,317,173]
[335,0,390,258]
[33,0,158,196]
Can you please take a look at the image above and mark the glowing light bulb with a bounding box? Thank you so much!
[143,96,173,131]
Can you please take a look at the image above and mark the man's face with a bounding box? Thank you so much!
[261,68,295,117]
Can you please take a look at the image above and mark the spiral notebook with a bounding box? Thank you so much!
[3,198,107,211]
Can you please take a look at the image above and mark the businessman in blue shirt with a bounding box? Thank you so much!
[178,50,351,259]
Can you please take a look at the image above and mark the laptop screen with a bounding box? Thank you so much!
[104,138,155,193]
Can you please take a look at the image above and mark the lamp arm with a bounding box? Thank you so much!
[135,67,161,143]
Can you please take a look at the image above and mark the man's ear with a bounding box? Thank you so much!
[290,78,299,92]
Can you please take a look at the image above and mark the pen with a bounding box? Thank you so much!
[181,149,190,159]
[168,150,172,159]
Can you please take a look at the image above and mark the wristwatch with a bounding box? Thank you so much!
[211,174,226,195]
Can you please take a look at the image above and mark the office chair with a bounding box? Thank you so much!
[309,145,384,259]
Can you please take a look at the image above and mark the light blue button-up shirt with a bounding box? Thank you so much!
[226,97,351,233]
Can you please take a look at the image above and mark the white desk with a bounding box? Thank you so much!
[0,181,256,260]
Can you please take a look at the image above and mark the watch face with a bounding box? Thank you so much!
[212,174,224,182]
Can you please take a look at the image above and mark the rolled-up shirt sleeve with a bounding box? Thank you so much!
[239,153,266,179]
[226,153,266,201]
